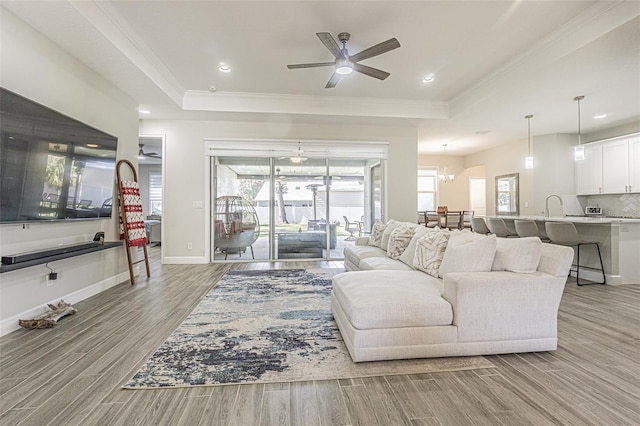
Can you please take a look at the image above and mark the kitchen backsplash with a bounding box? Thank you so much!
[580,193,640,218]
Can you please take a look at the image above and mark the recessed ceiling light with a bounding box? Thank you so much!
[138,109,150,114]
[208,85,217,92]
[594,114,607,119]
[422,74,435,83]
[218,63,231,73]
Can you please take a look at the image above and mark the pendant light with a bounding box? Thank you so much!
[438,144,455,183]
[574,95,585,161]
[525,114,534,169]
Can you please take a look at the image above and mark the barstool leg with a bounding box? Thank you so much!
[595,243,606,285]
[576,243,606,286]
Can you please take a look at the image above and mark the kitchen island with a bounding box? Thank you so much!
[491,216,640,285]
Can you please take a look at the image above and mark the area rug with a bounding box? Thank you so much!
[123,269,493,388]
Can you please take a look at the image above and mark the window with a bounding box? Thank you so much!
[417,168,437,211]
[149,172,162,215]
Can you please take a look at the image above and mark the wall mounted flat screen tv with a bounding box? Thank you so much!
[0,88,118,223]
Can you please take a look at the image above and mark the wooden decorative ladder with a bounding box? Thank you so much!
[116,159,150,285]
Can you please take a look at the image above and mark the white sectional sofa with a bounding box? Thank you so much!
[332,220,574,362]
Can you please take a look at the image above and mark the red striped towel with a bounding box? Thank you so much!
[119,180,147,247]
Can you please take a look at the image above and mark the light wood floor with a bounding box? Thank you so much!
[1,247,638,425]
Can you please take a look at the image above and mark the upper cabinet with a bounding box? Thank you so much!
[575,134,640,195]
[602,139,630,193]
[575,143,603,195]
[630,137,640,192]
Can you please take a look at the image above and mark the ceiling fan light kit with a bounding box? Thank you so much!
[287,32,400,88]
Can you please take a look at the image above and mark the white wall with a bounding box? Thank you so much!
[139,120,417,263]
[0,9,139,334]
[464,133,575,216]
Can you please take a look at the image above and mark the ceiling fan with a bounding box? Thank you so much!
[138,144,161,159]
[287,32,400,88]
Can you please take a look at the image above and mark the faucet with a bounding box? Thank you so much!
[544,194,563,218]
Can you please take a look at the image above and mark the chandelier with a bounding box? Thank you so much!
[438,144,455,183]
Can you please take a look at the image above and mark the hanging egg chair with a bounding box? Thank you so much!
[214,196,260,259]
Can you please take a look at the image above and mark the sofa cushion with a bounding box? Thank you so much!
[359,256,414,271]
[492,237,542,273]
[344,245,387,269]
[332,271,453,329]
[414,228,450,277]
[398,225,430,267]
[387,223,415,259]
[439,233,497,277]
[381,220,399,250]
[368,221,385,248]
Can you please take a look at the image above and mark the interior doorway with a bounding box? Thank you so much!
[138,134,164,261]
[469,177,486,217]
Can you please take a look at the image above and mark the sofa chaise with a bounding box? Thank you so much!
[332,220,574,362]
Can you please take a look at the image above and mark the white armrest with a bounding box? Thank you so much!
[354,236,370,246]
[442,271,566,343]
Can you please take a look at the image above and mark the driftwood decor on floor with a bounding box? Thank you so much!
[18,300,77,329]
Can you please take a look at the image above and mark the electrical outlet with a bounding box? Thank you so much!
[193,201,203,209]
[187,242,193,250]
[46,275,53,287]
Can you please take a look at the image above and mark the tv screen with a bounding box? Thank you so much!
[0,88,118,223]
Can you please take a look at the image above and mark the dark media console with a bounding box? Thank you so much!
[0,242,121,273]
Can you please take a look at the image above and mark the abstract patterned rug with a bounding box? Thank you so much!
[124,269,493,388]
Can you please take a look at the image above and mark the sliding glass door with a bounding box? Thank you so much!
[211,153,383,262]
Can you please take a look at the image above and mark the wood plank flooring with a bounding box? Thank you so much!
[0,246,638,425]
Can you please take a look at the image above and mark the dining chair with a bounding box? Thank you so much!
[444,211,462,230]
[471,217,490,234]
[425,211,440,228]
[462,210,474,229]
[545,222,606,286]
[486,217,518,237]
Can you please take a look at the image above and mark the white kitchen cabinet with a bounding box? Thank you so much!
[602,138,630,193]
[630,136,640,193]
[575,143,603,195]
[575,134,640,195]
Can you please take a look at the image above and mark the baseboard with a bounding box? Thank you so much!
[163,256,209,264]
[0,270,130,337]
[569,269,620,285]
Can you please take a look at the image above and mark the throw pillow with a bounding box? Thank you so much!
[387,223,415,259]
[380,219,399,250]
[413,228,450,277]
[438,234,497,278]
[492,237,542,273]
[398,225,430,267]
[368,221,385,248]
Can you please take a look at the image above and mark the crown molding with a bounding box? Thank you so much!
[182,90,449,120]
[450,0,640,116]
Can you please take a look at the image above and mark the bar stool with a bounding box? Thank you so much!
[486,217,518,237]
[545,222,606,286]
[471,217,490,234]
[514,220,548,241]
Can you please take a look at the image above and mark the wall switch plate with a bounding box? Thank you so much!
[187,242,193,250]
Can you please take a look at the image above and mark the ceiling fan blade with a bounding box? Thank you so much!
[316,32,343,59]
[353,63,390,80]
[325,72,342,88]
[287,62,335,69]
[349,38,400,62]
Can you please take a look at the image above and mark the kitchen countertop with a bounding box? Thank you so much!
[491,215,640,224]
